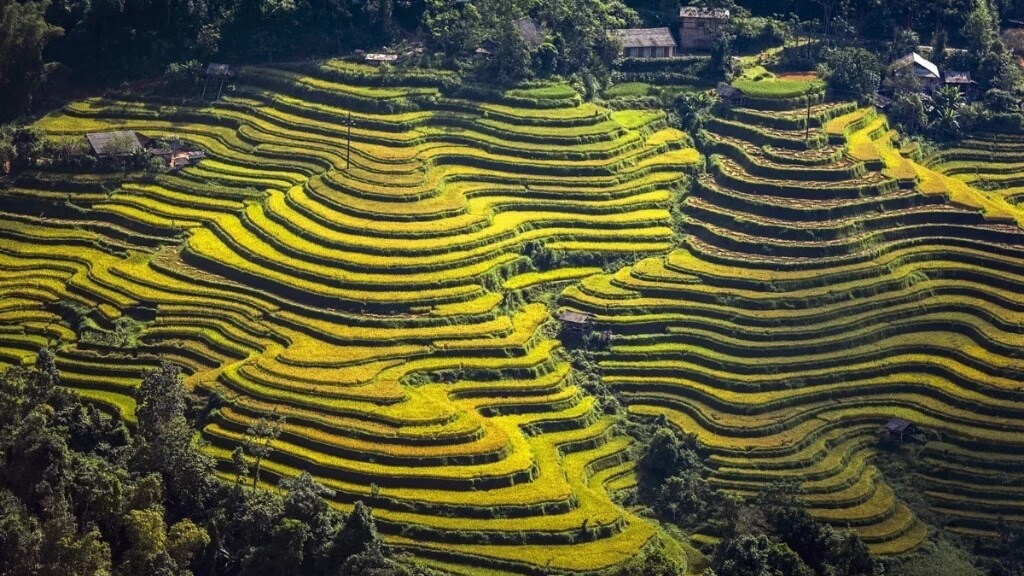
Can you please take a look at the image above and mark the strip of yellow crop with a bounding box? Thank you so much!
[504,267,602,290]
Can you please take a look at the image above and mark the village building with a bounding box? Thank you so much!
[85,131,151,157]
[882,418,923,444]
[892,52,941,91]
[202,63,234,100]
[558,310,594,335]
[364,53,399,66]
[678,6,730,50]
[716,82,742,106]
[944,70,978,99]
[613,27,676,59]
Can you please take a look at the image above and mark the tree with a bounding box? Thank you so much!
[0,489,43,576]
[706,534,814,576]
[929,84,966,138]
[932,28,949,66]
[710,30,735,79]
[132,362,214,514]
[477,8,532,84]
[364,0,396,44]
[963,0,996,54]
[818,47,881,102]
[243,413,284,489]
[423,0,480,57]
[330,501,379,562]
[0,0,62,121]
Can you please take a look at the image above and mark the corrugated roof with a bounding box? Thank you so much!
[894,52,939,79]
[206,63,232,76]
[613,27,676,49]
[85,131,147,156]
[716,82,740,98]
[559,310,592,325]
[944,71,974,84]
[885,418,912,432]
[365,53,399,62]
[679,6,730,19]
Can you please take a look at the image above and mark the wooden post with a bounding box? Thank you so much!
[216,76,226,101]
[201,76,210,100]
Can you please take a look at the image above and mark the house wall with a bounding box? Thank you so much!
[624,46,674,58]
[678,17,725,49]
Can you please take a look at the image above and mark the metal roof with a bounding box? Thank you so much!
[559,310,593,325]
[365,53,399,62]
[894,52,940,79]
[85,131,148,156]
[944,71,975,84]
[679,7,730,19]
[206,63,232,76]
[716,82,740,98]
[613,27,676,49]
[885,418,912,433]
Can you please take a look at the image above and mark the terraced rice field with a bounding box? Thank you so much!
[3,62,1024,572]
[562,84,1024,555]
[0,60,699,574]
[928,131,1024,214]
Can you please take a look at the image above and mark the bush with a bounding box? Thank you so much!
[731,17,787,53]
[162,60,203,96]
[984,88,1020,113]
[818,47,881,102]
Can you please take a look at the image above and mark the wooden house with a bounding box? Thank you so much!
[613,27,677,59]
[85,131,151,157]
[559,310,594,335]
[716,82,742,106]
[882,418,923,444]
[678,6,730,50]
[944,70,978,100]
[892,52,941,91]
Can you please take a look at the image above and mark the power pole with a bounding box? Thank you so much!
[805,88,813,143]
[346,112,353,170]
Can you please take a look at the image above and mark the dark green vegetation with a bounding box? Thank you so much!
[0,352,434,576]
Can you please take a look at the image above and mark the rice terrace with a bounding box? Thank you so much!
[1,1,1024,575]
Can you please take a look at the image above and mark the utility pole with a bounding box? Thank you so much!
[805,87,813,143]
[346,112,353,170]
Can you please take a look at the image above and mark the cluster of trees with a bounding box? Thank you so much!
[422,0,638,94]
[635,424,878,576]
[635,422,1024,576]
[0,350,437,576]
[0,0,639,121]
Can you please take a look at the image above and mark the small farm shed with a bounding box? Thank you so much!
[169,150,207,170]
[944,70,978,99]
[205,63,233,77]
[892,52,941,90]
[203,63,234,100]
[716,82,742,106]
[559,310,594,335]
[613,27,677,59]
[873,92,894,111]
[85,131,151,157]
[678,7,730,50]
[365,53,399,66]
[882,418,921,443]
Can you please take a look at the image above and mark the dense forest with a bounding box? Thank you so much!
[6,0,1024,121]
